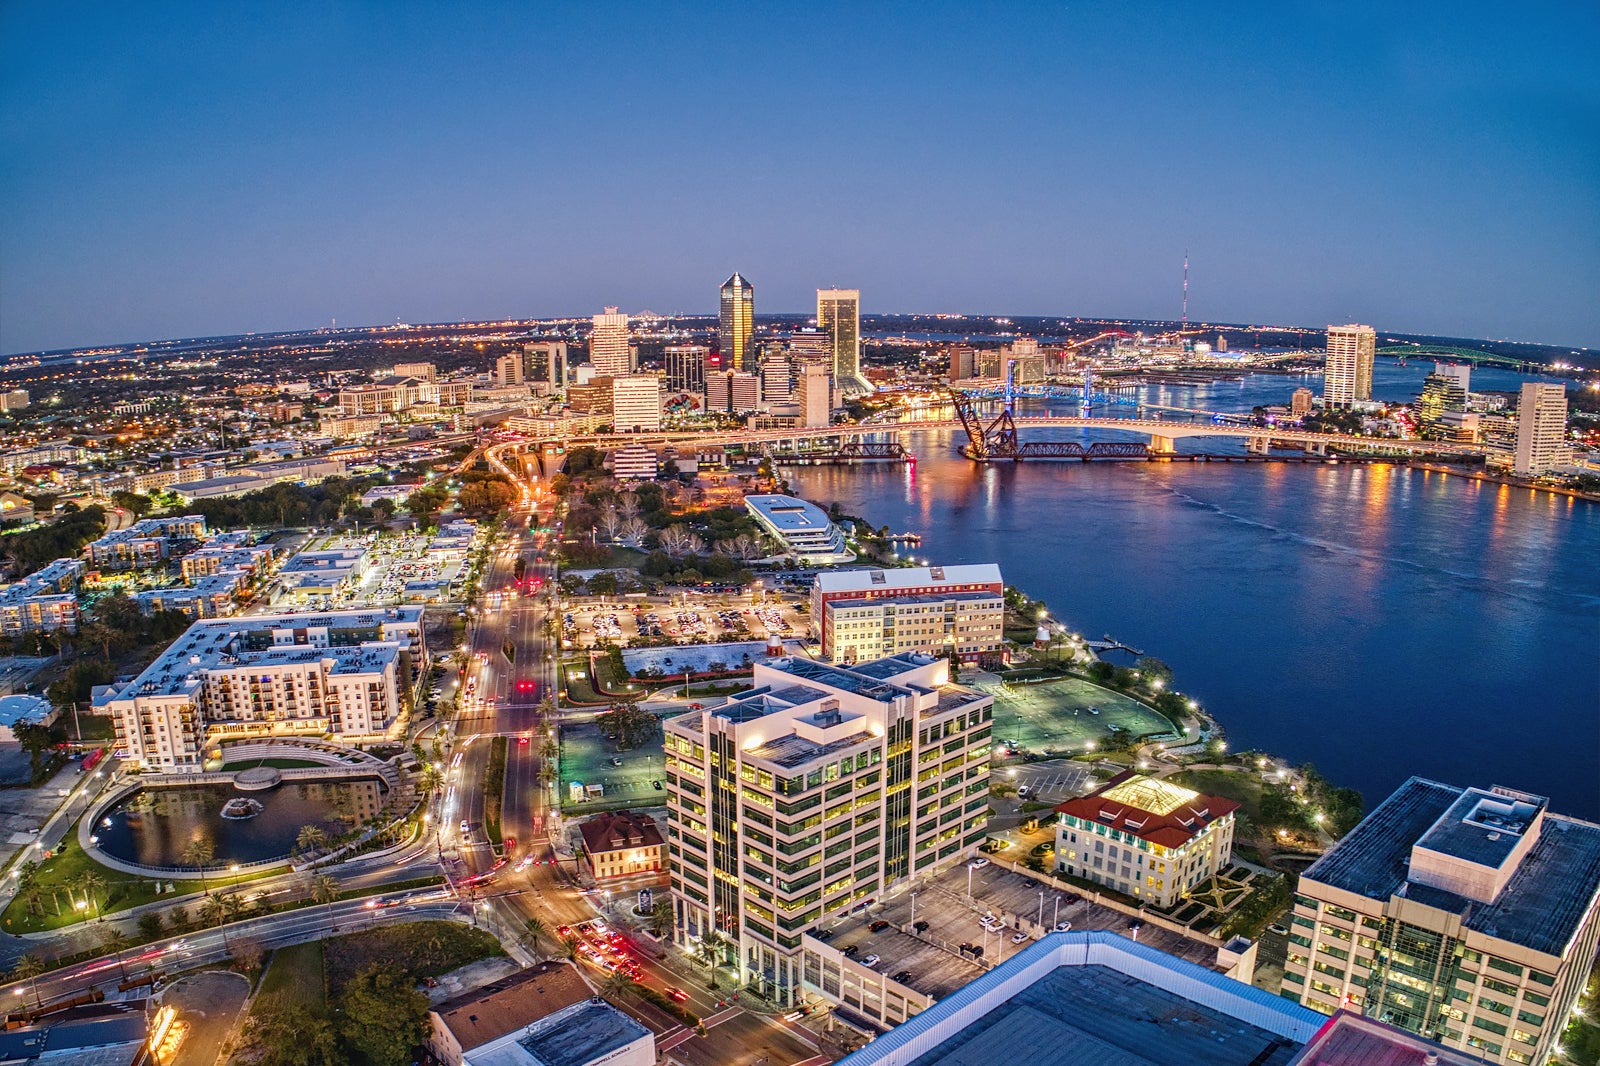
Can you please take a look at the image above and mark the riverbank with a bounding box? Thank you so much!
[1411,462,1600,502]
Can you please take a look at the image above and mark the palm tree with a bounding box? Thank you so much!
[522,916,549,959]
[600,969,636,1001]
[696,930,727,989]
[558,935,580,963]
[10,954,44,981]
[295,824,328,857]
[311,874,340,922]
[650,897,673,938]
[80,870,106,917]
[417,766,444,797]
[99,928,132,982]
[180,838,215,892]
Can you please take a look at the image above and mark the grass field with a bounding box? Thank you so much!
[982,676,1176,755]
[322,920,503,995]
[558,719,667,813]
[1169,769,1268,829]
[258,940,327,1010]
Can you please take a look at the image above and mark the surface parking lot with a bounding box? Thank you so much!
[1001,760,1098,803]
[562,597,809,650]
[816,859,1223,1003]
[557,718,668,812]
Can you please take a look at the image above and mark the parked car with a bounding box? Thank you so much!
[968,857,990,870]
[1011,931,1030,944]
[869,920,891,933]
[1054,920,1073,932]
[861,954,880,968]
[1267,923,1289,937]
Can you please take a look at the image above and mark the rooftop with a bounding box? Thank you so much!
[431,962,591,1053]
[745,494,835,533]
[835,932,1323,1066]
[1285,1011,1493,1066]
[1057,771,1238,850]
[816,563,1004,595]
[578,811,663,854]
[1302,777,1600,958]
[510,999,649,1066]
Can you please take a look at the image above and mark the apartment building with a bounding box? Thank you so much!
[812,564,1004,663]
[0,558,84,637]
[1282,778,1600,1066]
[97,607,426,770]
[1512,382,1568,477]
[1053,772,1237,908]
[86,515,208,570]
[664,653,993,1007]
[1323,325,1376,407]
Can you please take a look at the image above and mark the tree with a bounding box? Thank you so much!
[311,874,340,920]
[558,935,580,962]
[522,916,549,959]
[696,930,727,989]
[617,516,649,548]
[9,954,45,982]
[650,897,673,938]
[248,1002,347,1066]
[1136,657,1174,685]
[100,928,132,981]
[137,912,165,940]
[80,870,106,915]
[600,969,637,1001]
[598,505,622,541]
[231,936,265,976]
[296,824,328,856]
[180,838,216,892]
[110,490,153,517]
[596,701,657,750]
[13,721,57,777]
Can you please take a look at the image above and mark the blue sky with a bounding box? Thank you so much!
[2,1,1596,354]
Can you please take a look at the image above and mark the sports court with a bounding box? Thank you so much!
[980,676,1177,756]
[557,718,669,813]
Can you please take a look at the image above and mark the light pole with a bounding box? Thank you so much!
[909,892,918,928]
[1053,894,1061,929]
[1036,890,1045,930]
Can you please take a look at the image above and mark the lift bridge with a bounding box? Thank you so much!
[953,362,1152,461]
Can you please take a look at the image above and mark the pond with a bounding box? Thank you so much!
[95,778,388,868]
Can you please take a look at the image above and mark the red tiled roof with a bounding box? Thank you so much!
[1054,770,1238,849]
[579,811,664,855]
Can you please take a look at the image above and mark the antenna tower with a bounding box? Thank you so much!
[1182,252,1189,329]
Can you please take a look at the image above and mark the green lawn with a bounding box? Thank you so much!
[219,758,324,771]
[1169,769,1267,829]
[258,940,327,1010]
[322,920,504,995]
[559,660,609,705]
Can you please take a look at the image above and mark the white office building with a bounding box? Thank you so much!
[1511,382,1567,476]
[744,494,854,564]
[610,374,663,432]
[1322,324,1376,407]
[590,307,632,376]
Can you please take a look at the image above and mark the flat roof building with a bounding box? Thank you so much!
[665,652,993,1008]
[1283,777,1600,1065]
[95,606,425,770]
[465,998,653,1066]
[1512,381,1567,477]
[427,962,593,1066]
[745,494,854,564]
[830,931,1325,1066]
[813,564,1004,661]
[1323,325,1376,408]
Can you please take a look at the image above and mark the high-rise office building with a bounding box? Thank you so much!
[1323,324,1376,407]
[759,350,793,405]
[946,345,978,381]
[1283,778,1600,1066]
[817,288,870,394]
[664,653,994,1006]
[664,344,709,395]
[493,352,525,387]
[523,341,568,391]
[796,362,831,428]
[1417,364,1470,437]
[611,374,663,433]
[719,273,755,371]
[1291,387,1315,418]
[706,370,760,414]
[590,307,633,376]
[1512,382,1567,476]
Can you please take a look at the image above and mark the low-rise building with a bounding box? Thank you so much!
[578,811,666,884]
[0,693,55,743]
[1054,771,1238,908]
[0,558,84,636]
[744,494,854,564]
[96,606,426,770]
[609,444,658,481]
[464,998,653,1066]
[0,491,35,526]
[274,548,368,603]
[1282,778,1600,1066]
[426,963,592,1066]
[813,564,1004,663]
[86,515,207,570]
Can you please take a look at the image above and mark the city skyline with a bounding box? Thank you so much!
[2,4,1597,356]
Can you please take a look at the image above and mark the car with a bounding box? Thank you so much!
[841,945,860,958]
[666,987,689,1003]
[861,954,880,967]
[1267,923,1289,937]
[1054,920,1073,933]
[912,920,929,934]
[1016,785,1031,798]
[1011,931,1030,944]
[869,920,891,933]
[968,857,990,869]
[459,820,471,835]
[892,970,913,983]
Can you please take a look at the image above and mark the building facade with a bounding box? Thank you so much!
[494,352,525,387]
[579,811,667,884]
[522,341,568,390]
[97,607,426,770]
[1511,382,1567,476]
[1282,778,1600,1066]
[813,564,1004,662]
[1322,325,1376,407]
[797,362,831,428]
[720,273,756,371]
[1054,772,1237,907]
[610,374,663,432]
[86,515,208,570]
[664,344,708,395]
[0,558,83,636]
[664,653,994,1006]
[818,288,869,394]
[590,307,632,376]
[745,494,854,564]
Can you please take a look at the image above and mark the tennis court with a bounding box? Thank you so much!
[980,676,1178,755]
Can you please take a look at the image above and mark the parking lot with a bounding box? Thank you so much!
[561,596,810,651]
[1000,759,1098,803]
[815,857,1225,1004]
[558,718,669,812]
[981,676,1178,756]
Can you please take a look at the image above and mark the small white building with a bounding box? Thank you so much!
[0,694,55,744]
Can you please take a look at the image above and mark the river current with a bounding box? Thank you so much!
[787,362,1600,818]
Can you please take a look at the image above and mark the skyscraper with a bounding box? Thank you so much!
[590,307,632,376]
[817,287,870,394]
[493,352,525,387]
[611,374,663,433]
[663,344,708,395]
[719,273,755,372]
[1323,324,1376,407]
[1512,382,1568,476]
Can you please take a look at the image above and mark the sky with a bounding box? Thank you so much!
[2,1,1597,355]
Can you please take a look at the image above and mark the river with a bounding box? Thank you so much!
[786,362,1600,818]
